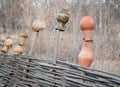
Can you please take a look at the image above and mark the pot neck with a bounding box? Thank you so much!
[81,40,93,51]
[82,30,93,40]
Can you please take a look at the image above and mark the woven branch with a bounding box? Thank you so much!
[0,54,120,87]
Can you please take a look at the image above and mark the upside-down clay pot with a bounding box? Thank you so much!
[78,40,94,67]
[19,30,29,46]
[56,9,69,31]
[13,45,23,55]
[80,16,94,40]
[1,38,13,53]
[32,20,46,32]
[78,16,94,67]
[1,45,9,53]
[4,38,13,47]
[19,33,26,46]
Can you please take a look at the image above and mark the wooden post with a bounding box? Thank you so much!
[54,8,69,64]
[53,30,60,64]
[28,31,39,55]
[29,20,46,55]
[53,9,69,87]
[25,20,45,79]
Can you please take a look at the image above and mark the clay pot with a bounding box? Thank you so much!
[4,38,13,46]
[1,45,9,53]
[78,16,94,67]
[78,40,94,67]
[14,45,23,55]
[19,30,29,46]
[80,16,94,40]
[80,16,94,30]
[32,20,46,32]
[57,13,69,23]
[56,9,69,31]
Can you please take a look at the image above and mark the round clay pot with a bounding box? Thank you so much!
[80,16,94,30]
[1,45,9,53]
[80,16,94,40]
[32,20,46,32]
[57,13,69,23]
[4,38,13,46]
[78,40,94,67]
[56,9,69,31]
[14,45,23,55]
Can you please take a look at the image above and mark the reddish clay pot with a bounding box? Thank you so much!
[1,45,9,53]
[4,38,13,46]
[80,16,94,40]
[80,16,94,30]
[19,30,29,46]
[78,16,94,67]
[14,45,23,55]
[78,40,94,67]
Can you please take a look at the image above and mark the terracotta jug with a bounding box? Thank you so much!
[78,16,94,67]
[78,40,94,67]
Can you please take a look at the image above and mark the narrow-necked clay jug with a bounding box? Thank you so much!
[78,16,94,67]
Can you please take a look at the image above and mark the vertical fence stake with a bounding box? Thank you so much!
[26,20,45,85]
[28,31,39,55]
[53,8,69,64]
[53,8,69,87]
[53,30,60,64]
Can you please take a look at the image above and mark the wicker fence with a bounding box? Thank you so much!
[0,54,120,87]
